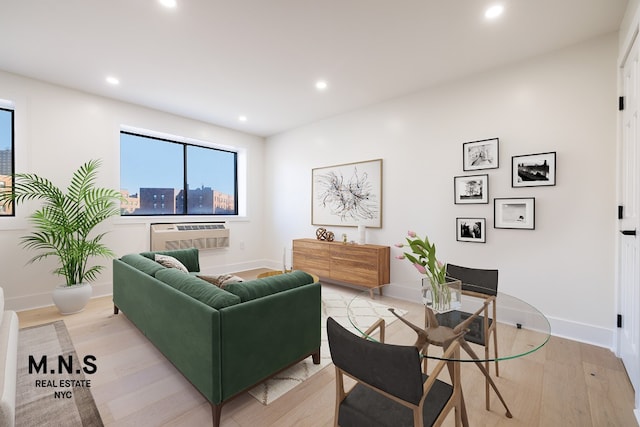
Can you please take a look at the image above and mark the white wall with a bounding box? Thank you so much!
[264,33,619,348]
[0,70,266,310]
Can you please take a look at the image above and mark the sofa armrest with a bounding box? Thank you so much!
[218,282,321,400]
[0,311,18,427]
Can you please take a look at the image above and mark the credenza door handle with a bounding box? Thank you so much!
[620,229,637,236]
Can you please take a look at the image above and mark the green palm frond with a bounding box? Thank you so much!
[5,159,122,286]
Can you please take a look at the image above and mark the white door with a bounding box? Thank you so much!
[619,32,640,411]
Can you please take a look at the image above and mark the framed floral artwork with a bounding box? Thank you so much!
[312,159,382,227]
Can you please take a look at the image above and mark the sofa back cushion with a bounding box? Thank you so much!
[155,268,240,310]
[120,253,166,276]
[141,248,200,272]
[224,270,315,302]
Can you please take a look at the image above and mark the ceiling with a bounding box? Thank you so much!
[0,0,628,137]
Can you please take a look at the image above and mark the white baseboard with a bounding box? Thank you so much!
[8,281,114,313]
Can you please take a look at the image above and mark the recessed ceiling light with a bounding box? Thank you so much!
[315,80,328,91]
[238,115,247,122]
[106,76,120,85]
[159,0,177,8]
[485,4,504,19]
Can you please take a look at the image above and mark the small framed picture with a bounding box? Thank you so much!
[512,152,556,187]
[494,198,535,230]
[463,138,499,171]
[454,174,489,204]
[456,218,486,243]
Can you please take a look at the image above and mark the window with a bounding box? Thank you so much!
[0,107,14,217]
[120,131,238,216]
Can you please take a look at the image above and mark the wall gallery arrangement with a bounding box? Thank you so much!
[455,138,556,242]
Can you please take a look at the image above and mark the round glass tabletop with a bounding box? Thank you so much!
[347,285,551,362]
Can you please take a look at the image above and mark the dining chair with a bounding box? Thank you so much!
[326,317,463,427]
[435,264,498,411]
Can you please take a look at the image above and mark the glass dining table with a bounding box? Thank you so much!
[346,285,551,424]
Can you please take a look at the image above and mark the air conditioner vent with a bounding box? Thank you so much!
[150,222,229,251]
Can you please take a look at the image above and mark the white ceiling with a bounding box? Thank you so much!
[0,0,628,137]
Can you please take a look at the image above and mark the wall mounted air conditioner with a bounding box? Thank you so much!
[150,222,229,251]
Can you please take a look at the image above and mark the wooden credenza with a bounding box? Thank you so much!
[292,238,390,296]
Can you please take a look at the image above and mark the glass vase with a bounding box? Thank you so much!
[421,276,462,313]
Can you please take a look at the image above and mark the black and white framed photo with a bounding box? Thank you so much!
[462,138,499,171]
[494,197,535,230]
[512,152,556,187]
[454,174,489,204]
[456,218,486,243]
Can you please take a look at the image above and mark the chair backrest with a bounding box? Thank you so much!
[326,317,424,405]
[446,264,498,296]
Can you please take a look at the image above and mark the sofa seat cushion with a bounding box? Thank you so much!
[155,268,240,309]
[121,253,166,276]
[224,270,315,302]
[141,248,200,272]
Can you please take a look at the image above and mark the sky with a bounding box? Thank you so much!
[120,133,236,195]
[0,109,11,151]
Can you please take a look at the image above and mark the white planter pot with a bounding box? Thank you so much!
[52,283,92,315]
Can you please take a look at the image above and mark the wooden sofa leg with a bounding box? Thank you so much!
[113,305,119,315]
[312,348,320,364]
[211,403,222,427]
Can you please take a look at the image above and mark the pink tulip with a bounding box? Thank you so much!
[413,263,426,274]
[437,260,444,268]
[395,255,405,260]
[394,243,404,248]
[408,230,417,238]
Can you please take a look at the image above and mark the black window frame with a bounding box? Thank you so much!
[120,130,238,217]
[0,107,15,217]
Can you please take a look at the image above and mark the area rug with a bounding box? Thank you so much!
[16,321,103,427]
[248,287,406,405]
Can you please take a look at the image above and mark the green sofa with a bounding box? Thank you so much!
[112,248,321,426]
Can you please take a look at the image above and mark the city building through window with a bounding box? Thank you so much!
[120,131,238,216]
[0,107,14,217]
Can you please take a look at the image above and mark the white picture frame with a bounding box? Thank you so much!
[494,197,535,230]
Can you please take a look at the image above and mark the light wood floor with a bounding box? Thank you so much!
[17,270,638,427]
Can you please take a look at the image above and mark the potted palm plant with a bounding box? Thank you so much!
[0,159,122,314]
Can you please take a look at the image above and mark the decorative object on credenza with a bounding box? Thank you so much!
[463,138,499,171]
[0,159,123,314]
[312,159,382,228]
[315,227,335,241]
[454,174,489,204]
[357,224,366,244]
[512,152,556,187]
[494,197,535,230]
[456,217,486,243]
